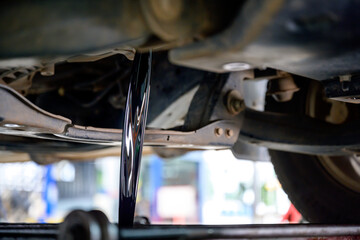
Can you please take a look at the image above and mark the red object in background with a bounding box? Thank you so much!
[282,204,302,223]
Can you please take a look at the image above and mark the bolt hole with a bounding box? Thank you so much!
[225,129,234,138]
[214,128,223,137]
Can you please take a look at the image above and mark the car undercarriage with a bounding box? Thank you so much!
[1,0,360,236]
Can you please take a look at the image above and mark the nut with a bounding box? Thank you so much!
[226,90,244,115]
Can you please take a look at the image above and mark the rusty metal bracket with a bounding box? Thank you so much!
[0,84,239,149]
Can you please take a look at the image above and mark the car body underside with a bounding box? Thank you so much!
[1,0,360,225]
[1,0,360,161]
[1,0,360,163]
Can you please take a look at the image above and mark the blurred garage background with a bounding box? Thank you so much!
[0,149,296,224]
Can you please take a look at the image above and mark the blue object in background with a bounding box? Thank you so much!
[149,155,163,221]
[41,165,58,222]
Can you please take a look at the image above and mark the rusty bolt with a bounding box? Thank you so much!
[231,99,243,112]
[214,127,223,137]
[226,90,244,115]
[225,129,234,138]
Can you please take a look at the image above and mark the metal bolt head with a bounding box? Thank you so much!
[214,127,223,137]
[226,90,244,115]
[225,129,234,138]
[231,99,243,112]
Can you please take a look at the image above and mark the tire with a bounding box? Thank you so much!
[270,150,360,223]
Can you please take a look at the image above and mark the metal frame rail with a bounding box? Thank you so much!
[1,223,360,239]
